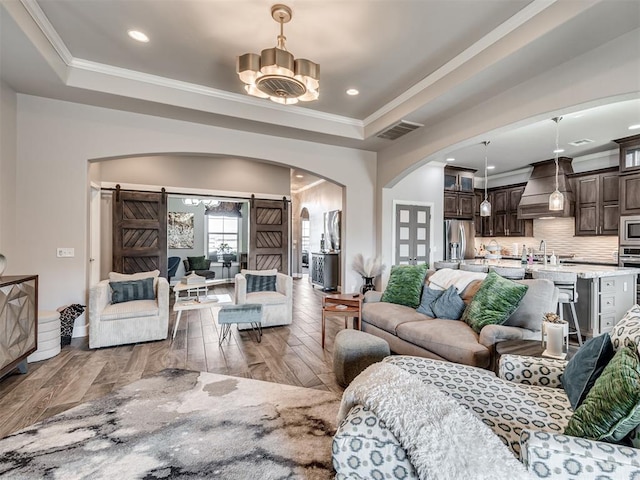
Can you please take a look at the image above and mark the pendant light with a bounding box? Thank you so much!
[480,141,491,217]
[548,117,564,211]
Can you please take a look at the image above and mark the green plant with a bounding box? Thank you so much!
[217,242,232,253]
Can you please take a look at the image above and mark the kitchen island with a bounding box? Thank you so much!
[460,259,640,338]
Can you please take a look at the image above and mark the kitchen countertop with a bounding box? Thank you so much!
[477,255,619,266]
[463,259,640,279]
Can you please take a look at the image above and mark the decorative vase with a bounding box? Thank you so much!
[361,276,375,295]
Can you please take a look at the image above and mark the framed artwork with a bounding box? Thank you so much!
[168,212,194,249]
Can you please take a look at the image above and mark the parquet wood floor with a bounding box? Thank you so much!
[0,276,350,439]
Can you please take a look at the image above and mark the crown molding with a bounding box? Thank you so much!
[20,0,72,64]
[291,178,326,194]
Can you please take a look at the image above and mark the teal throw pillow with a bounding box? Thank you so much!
[188,256,208,270]
[462,271,528,333]
[430,286,466,320]
[565,344,640,443]
[416,287,443,317]
[110,277,155,304]
[381,264,428,309]
[245,274,277,293]
[560,333,615,410]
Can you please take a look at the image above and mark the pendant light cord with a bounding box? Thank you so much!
[553,117,562,191]
[483,141,490,200]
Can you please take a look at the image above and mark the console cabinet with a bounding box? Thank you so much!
[0,275,38,378]
[311,253,339,291]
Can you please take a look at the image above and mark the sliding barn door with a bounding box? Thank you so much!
[249,197,289,273]
[113,187,168,277]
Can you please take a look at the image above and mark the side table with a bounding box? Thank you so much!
[321,293,362,349]
[496,339,578,365]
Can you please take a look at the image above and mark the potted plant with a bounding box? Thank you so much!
[352,254,386,294]
[218,242,235,263]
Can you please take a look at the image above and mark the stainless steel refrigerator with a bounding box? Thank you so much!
[444,220,475,260]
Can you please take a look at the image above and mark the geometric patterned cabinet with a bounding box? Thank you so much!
[0,275,38,378]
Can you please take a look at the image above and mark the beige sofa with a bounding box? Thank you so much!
[361,273,558,369]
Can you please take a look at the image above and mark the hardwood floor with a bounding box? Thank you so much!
[0,276,349,439]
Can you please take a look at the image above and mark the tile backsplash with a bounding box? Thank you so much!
[476,217,619,263]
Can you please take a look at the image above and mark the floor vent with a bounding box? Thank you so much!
[376,120,423,140]
[568,138,594,146]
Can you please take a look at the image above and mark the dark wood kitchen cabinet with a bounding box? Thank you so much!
[572,168,619,235]
[490,184,532,237]
[474,189,494,236]
[444,191,474,219]
[444,166,475,192]
[616,134,640,215]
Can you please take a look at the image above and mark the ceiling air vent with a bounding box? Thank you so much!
[376,120,423,140]
[568,138,594,147]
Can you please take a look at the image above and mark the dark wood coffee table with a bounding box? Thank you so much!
[496,339,577,361]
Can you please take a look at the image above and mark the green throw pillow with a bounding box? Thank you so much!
[565,344,640,443]
[381,264,428,308]
[188,256,208,270]
[461,271,528,333]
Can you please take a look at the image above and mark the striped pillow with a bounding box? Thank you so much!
[245,274,277,293]
[110,277,155,304]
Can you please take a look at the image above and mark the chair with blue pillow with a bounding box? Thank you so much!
[233,269,293,328]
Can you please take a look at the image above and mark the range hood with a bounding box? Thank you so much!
[517,157,575,219]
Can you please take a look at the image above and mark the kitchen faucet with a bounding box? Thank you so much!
[540,240,547,266]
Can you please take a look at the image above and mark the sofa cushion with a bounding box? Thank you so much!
[381,264,428,308]
[109,277,155,304]
[416,286,443,317]
[246,291,287,305]
[503,278,556,331]
[429,286,466,320]
[245,273,277,293]
[462,271,528,333]
[187,256,208,270]
[241,269,278,276]
[565,344,640,443]
[460,279,483,305]
[101,299,159,321]
[610,304,640,351]
[561,333,615,410]
[396,320,490,367]
[109,269,160,294]
[362,302,428,335]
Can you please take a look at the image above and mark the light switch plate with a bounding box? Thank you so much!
[57,247,75,258]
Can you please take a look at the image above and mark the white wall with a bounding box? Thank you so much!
[380,162,444,289]
[0,80,17,259]
[9,95,376,329]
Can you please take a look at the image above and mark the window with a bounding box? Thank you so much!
[301,219,310,252]
[207,215,239,256]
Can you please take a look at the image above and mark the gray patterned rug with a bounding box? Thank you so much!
[0,369,340,479]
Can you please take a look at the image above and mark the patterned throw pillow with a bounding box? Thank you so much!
[430,286,466,320]
[416,287,443,317]
[187,256,208,270]
[381,264,428,308]
[461,271,528,333]
[109,277,155,304]
[610,304,640,351]
[245,274,277,293]
[560,333,615,410]
[565,344,640,443]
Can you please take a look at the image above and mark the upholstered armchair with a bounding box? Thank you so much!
[89,270,169,348]
[183,257,215,280]
[234,269,293,328]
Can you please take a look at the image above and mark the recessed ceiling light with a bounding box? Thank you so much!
[553,148,565,153]
[445,157,455,162]
[487,165,495,170]
[629,124,640,130]
[346,89,359,96]
[295,174,304,178]
[128,30,149,43]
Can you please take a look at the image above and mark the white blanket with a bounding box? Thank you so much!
[428,268,487,291]
[338,362,532,480]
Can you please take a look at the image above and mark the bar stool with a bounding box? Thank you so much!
[489,266,525,280]
[459,263,489,273]
[433,261,459,270]
[531,270,582,346]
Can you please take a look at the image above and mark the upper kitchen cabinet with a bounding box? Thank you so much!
[444,166,476,220]
[491,184,532,237]
[444,166,476,192]
[616,134,640,215]
[474,189,493,236]
[571,168,619,236]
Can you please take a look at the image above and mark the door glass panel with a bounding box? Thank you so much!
[399,209,410,223]
[417,211,426,224]
[625,148,640,169]
[399,260,410,265]
[399,244,409,256]
[399,227,409,240]
[417,245,426,256]
[416,228,426,240]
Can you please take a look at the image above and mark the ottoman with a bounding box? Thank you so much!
[333,329,390,387]
[27,310,61,363]
[218,303,263,345]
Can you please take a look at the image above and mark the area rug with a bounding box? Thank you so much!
[0,369,340,479]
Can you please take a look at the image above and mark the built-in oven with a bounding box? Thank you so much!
[619,215,640,246]
[619,246,640,303]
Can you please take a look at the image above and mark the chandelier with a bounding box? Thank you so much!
[548,117,564,211]
[480,141,491,217]
[236,4,319,105]
[182,198,220,208]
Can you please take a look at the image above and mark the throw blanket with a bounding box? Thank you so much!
[428,268,487,292]
[338,363,532,480]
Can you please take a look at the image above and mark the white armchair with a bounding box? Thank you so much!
[234,269,293,328]
[89,270,169,348]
